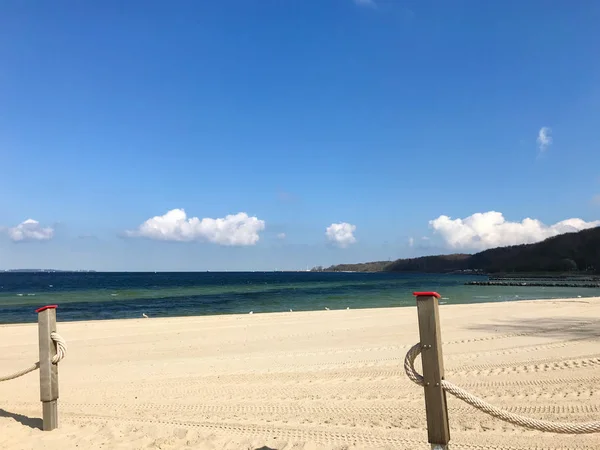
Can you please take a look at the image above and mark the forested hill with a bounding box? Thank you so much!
[319,226,600,274]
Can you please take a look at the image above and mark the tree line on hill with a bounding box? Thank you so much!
[313,226,600,274]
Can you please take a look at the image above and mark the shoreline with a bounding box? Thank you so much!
[2,294,600,327]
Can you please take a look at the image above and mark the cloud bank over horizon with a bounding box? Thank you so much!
[430,211,600,251]
[7,219,54,242]
[126,209,266,246]
[4,209,599,265]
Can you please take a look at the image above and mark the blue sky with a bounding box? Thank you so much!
[1,1,599,271]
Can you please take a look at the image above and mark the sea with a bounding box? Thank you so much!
[1,272,600,324]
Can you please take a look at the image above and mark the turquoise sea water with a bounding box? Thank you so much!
[1,272,599,324]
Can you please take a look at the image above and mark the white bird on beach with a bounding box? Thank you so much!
[289,309,293,312]
[142,313,149,318]
[325,307,330,311]
[346,307,350,310]
[249,311,254,314]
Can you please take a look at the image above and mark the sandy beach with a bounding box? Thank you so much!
[1,297,599,449]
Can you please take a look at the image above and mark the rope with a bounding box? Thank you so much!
[0,333,67,382]
[404,343,600,434]
[0,362,40,382]
[51,332,67,364]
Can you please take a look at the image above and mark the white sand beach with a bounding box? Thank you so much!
[1,297,599,449]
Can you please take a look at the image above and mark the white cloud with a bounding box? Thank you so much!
[326,222,357,248]
[537,126,552,152]
[277,232,286,239]
[430,211,600,251]
[126,209,266,246]
[354,0,376,7]
[8,219,54,242]
[408,237,415,247]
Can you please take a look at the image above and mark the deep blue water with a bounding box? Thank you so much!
[1,272,599,324]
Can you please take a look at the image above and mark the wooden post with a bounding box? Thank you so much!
[413,292,450,449]
[36,305,59,431]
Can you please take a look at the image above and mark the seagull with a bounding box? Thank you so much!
[249,311,254,314]
[142,313,149,318]
[289,309,293,312]
[346,307,350,310]
[325,307,330,311]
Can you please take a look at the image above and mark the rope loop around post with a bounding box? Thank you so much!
[404,343,600,434]
[0,333,66,382]
[50,332,67,364]
[404,343,425,386]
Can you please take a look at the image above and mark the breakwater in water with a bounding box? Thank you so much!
[466,281,600,288]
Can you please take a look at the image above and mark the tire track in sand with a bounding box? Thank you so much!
[62,412,599,450]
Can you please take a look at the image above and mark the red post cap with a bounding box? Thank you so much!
[413,292,441,298]
[35,305,58,313]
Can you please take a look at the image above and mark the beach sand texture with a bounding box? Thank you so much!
[1,297,600,449]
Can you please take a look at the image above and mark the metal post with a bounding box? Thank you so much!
[36,305,59,431]
[413,292,450,449]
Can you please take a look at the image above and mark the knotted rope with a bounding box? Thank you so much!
[51,332,67,364]
[0,333,67,382]
[405,343,600,434]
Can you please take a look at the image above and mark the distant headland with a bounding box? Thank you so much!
[0,269,97,273]
[313,226,600,275]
